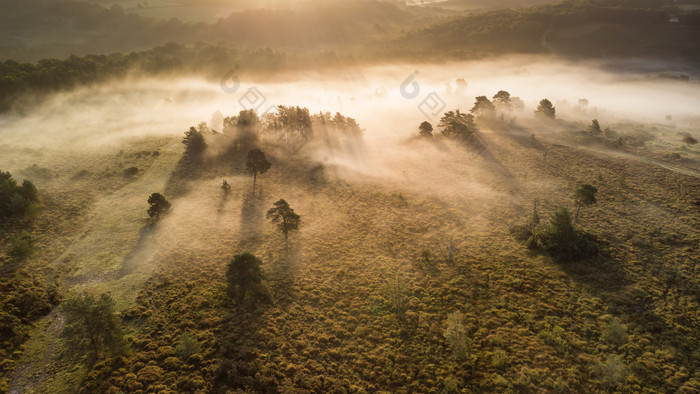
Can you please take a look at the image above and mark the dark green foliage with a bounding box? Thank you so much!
[175,331,201,358]
[246,149,271,193]
[527,207,598,262]
[226,252,270,304]
[0,171,37,219]
[19,180,38,202]
[182,127,207,157]
[418,121,433,138]
[60,292,125,359]
[266,199,301,246]
[535,99,556,119]
[147,193,171,220]
[574,183,598,223]
[8,231,34,260]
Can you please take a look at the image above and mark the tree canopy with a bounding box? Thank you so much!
[266,199,301,247]
[535,99,556,119]
[574,183,598,223]
[60,292,124,359]
[226,252,269,303]
[147,193,171,220]
[246,149,271,193]
[182,126,207,157]
[418,121,433,138]
[1,170,38,219]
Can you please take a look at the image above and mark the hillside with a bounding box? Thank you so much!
[2,108,699,391]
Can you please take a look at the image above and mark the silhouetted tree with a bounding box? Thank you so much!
[266,199,300,250]
[265,105,313,152]
[439,109,477,139]
[470,96,496,119]
[60,292,124,359]
[535,99,556,119]
[588,119,602,134]
[527,207,598,262]
[147,193,171,220]
[455,78,467,94]
[246,149,271,194]
[221,180,231,197]
[418,121,433,138]
[492,90,512,111]
[182,126,207,157]
[1,171,37,219]
[574,183,598,223]
[438,109,485,152]
[226,252,269,303]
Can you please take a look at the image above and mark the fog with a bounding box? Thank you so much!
[2,55,699,162]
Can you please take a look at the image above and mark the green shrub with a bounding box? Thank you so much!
[175,331,201,358]
[8,231,34,260]
[527,208,598,262]
[601,318,628,347]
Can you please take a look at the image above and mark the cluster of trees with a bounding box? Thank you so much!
[0,43,286,113]
[513,183,599,262]
[220,107,363,154]
[417,109,486,152]
[0,171,38,220]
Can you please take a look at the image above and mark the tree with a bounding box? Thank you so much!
[147,193,171,220]
[221,180,231,197]
[418,121,433,138]
[60,292,124,359]
[470,96,496,119]
[574,183,598,223]
[182,126,207,157]
[492,90,512,111]
[588,119,602,134]
[266,199,300,249]
[535,99,556,119]
[527,207,598,262]
[226,252,269,303]
[265,105,313,153]
[438,109,485,152]
[455,78,467,94]
[439,109,477,139]
[246,149,271,194]
[1,171,37,219]
[444,311,471,361]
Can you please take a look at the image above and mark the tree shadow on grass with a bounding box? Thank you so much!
[239,190,263,239]
[118,220,157,278]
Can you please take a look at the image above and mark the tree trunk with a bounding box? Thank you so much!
[575,201,581,223]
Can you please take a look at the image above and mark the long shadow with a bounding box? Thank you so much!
[239,190,264,239]
[163,155,203,199]
[118,220,157,277]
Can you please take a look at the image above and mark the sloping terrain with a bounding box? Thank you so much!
[5,121,696,392]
